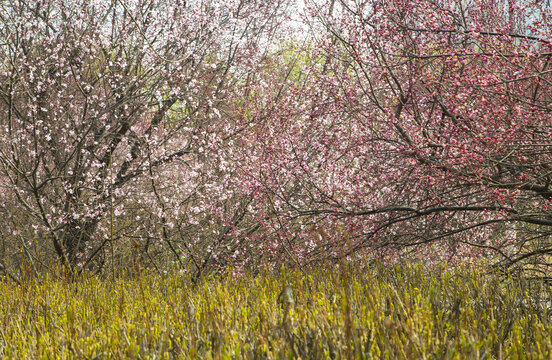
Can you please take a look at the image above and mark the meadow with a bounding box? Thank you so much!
[1,263,551,359]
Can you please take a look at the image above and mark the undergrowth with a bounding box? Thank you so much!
[0,263,551,359]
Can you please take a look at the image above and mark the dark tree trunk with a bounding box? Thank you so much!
[61,220,98,267]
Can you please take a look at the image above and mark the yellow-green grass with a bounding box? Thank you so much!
[0,264,551,359]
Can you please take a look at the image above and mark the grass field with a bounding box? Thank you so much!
[0,263,551,359]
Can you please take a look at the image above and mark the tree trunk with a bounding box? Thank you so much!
[61,220,98,268]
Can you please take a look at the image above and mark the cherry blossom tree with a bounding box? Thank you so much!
[238,0,552,270]
[0,0,292,272]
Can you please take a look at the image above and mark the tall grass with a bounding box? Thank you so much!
[0,263,551,359]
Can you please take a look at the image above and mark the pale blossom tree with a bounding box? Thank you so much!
[0,0,292,272]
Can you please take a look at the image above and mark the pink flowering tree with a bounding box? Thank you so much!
[236,0,552,269]
[0,0,292,272]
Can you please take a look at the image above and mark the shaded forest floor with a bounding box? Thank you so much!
[1,263,551,359]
